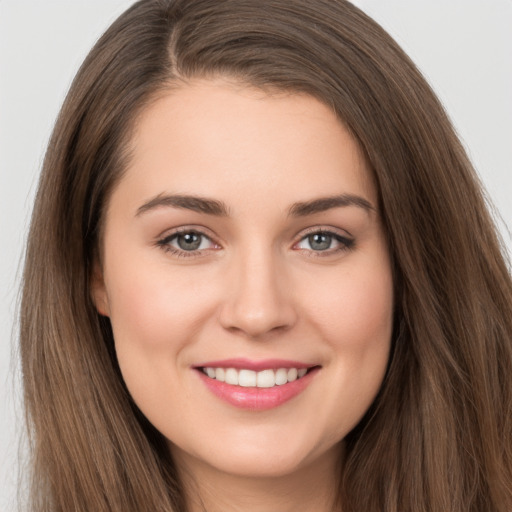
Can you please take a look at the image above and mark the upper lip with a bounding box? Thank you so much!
[194,358,317,372]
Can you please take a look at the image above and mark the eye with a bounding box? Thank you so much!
[157,229,219,256]
[173,232,209,251]
[294,230,354,254]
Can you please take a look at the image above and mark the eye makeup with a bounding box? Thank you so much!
[155,224,355,259]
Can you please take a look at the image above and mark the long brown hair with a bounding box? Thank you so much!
[20,1,512,510]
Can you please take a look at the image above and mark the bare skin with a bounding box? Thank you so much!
[174,441,342,512]
[92,79,393,511]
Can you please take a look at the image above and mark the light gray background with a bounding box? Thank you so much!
[1,1,511,509]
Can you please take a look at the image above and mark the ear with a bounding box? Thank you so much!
[90,262,110,317]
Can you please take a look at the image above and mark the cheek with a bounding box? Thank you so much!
[301,263,393,436]
[108,260,201,332]
[103,262,220,424]
[308,262,394,348]
[104,257,221,379]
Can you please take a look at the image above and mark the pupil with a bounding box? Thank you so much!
[178,232,201,251]
[309,233,331,251]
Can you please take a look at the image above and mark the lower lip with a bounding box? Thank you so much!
[197,368,319,411]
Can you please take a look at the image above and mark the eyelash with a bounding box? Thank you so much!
[156,227,219,258]
[156,227,355,259]
[293,228,355,257]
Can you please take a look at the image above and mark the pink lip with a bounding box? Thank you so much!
[194,358,313,372]
[194,362,320,411]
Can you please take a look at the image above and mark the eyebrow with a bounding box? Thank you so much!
[136,192,374,218]
[136,193,230,217]
[288,194,375,217]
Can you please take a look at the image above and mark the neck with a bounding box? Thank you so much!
[174,444,343,512]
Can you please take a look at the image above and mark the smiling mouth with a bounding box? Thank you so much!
[200,366,313,388]
[196,362,320,410]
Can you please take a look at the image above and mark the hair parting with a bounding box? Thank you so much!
[20,1,512,511]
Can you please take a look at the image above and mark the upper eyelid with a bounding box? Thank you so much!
[155,225,354,249]
[294,225,354,241]
[156,229,220,258]
[292,225,355,251]
[157,225,219,243]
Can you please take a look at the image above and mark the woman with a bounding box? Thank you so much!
[20,0,512,511]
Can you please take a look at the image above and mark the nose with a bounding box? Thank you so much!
[218,247,298,339]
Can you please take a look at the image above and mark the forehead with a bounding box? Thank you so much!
[115,79,376,214]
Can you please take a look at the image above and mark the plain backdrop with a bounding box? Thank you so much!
[1,1,511,509]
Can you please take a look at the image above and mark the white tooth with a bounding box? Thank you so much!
[205,367,216,378]
[225,368,239,385]
[298,368,307,378]
[257,369,276,388]
[275,368,288,385]
[238,369,257,387]
[287,368,298,382]
[215,368,226,382]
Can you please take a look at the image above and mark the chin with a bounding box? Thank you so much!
[214,452,309,478]
[169,430,343,480]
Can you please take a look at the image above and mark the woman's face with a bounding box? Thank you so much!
[92,80,393,479]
